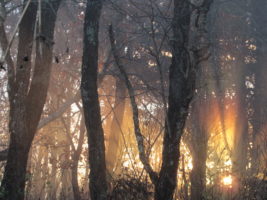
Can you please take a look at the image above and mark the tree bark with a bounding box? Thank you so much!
[189,100,208,200]
[155,1,213,199]
[72,117,85,200]
[250,0,267,173]
[154,1,192,199]
[190,148,207,200]
[81,0,108,199]
[0,1,62,199]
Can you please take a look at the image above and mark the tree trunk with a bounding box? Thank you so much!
[154,1,192,199]
[190,129,208,200]
[251,55,267,172]
[72,155,81,200]
[232,81,248,177]
[250,0,267,173]
[72,117,85,200]
[188,97,208,200]
[155,0,213,199]
[0,1,37,198]
[0,1,61,199]
[190,149,207,200]
[81,0,108,199]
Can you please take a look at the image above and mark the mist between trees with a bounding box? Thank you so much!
[0,0,266,200]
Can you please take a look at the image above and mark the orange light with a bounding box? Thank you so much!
[222,175,233,186]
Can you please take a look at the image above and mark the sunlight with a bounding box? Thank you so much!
[1,0,265,199]
[207,99,237,151]
[224,160,232,167]
[187,161,193,170]
[222,175,233,187]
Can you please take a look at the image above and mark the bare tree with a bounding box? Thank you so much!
[0,0,62,199]
[108,1,213,199]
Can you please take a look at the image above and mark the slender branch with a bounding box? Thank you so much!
[109,24,158,184]
[38,92,80,129]
[0,0,32,65]
[0,1,15,99]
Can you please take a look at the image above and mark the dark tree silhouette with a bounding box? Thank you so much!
[81,0,108,199]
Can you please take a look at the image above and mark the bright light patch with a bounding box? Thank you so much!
[187,162,193,170]
[224,160,232,167]
[222,175,233,186]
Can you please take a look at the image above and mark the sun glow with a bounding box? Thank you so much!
[222,175,233,186]
[206,99,237,152]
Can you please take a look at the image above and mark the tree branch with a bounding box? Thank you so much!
[109,24,158,184]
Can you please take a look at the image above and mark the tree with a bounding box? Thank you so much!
[155,1,212,199]
[186,72,210,200]
[108,1,213,199]
[0,0,62,199]
[81,0,108,199]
